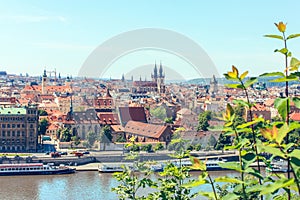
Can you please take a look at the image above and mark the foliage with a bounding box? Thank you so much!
[208,135,217,147]
[38,118,49,135]
[99,125,112,143]
[112,21,300,200]
[38,109,48,116]
[215,133,231,150]
[86,131,98,147]
[197,111,212,131]
[71,136,81,146]
[141,144,152,152]
[154,142,164,151]
[59,128,72,142]
[150,106,167,121]
[194,144,202,151]
[164,117,173,124]
[116,134,126,143]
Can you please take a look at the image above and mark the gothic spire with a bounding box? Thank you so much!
[159,61,163,78]
[154,61,158,78]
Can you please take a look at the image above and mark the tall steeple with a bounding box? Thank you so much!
[154,61,158,79]
[42,69,47,94]
[159,61,163,78]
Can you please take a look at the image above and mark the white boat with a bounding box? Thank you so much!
[98,163,135,173]
[0,163,76,176]
[98,162,163,173]
[267,159,289,173]
[172,158,227,171]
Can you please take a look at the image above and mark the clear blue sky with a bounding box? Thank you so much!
[1,0,300,79]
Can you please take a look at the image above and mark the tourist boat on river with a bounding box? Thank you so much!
[98,163,135,173]
[0,163,76,176]
[173,158,227,171]
[98,162,163,173]
[266,159,290,173]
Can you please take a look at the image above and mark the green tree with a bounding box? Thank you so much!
[154,142,164,151]
[197,111,212,131]
[60,128,72,142]
[99,125,112,150]
[71,136,81,146]
[141,144,152,152]
[86,131,98,147]
[164,117,173,124]
[150,107,167,121]
[38,118,49,136]
[116,134,126,143]
[215,133,231,150]
[38,118,49,144]
[38,109,48,116]
[233,104,246,127]
[208,134,217,147]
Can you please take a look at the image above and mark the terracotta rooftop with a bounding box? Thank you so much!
[125,120,168,139]
[290,112,300,121]
[119,106,147,125]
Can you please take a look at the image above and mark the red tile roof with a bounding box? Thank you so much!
[125,120,168,139]
[119,107,147,125]
[290,112,300,121]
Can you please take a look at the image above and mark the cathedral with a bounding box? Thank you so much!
[132,62,165,94]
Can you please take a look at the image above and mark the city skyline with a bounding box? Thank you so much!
[1,1,300,79]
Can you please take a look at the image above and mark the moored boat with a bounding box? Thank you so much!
[0,163,76,176]
[172,158,228,171]
[98,163,136,173]
[266,159,290,173]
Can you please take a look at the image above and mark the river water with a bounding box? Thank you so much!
[0,171,239,200]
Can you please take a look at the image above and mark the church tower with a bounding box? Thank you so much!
[41,70,47,95]
[151,61,158,82]
[157,62,165,93]
[209,75,218,95]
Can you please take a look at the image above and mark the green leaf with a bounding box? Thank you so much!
[264,34,283,40]
[274,48,288,55]
[257,143,286,158]
[291,72,300,77]
[237,117,264,129]
[189,156,206,171]
[287,33,300,40]
[242,152,256,169]
[224,84,242,89]
[214,176,243,184]
[244,77,258,88]
[183,179,208,188]
[276,123,289,144]
[222,193,240,200]
[218,162,242,172]
[288,149,300,159]
[259,72,285,77]
[270,75,298,82]
[224,73,239,81]
[240,71,248,80]
[260,178,294,195]
[292,97,300,109]
[290,57,300,71]
[274,97,289,121]
[197,191,217,199]
[233,99,252,108]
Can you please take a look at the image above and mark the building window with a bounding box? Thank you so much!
[2,124,5,128]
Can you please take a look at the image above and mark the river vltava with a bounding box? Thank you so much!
[0,171,239,200]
